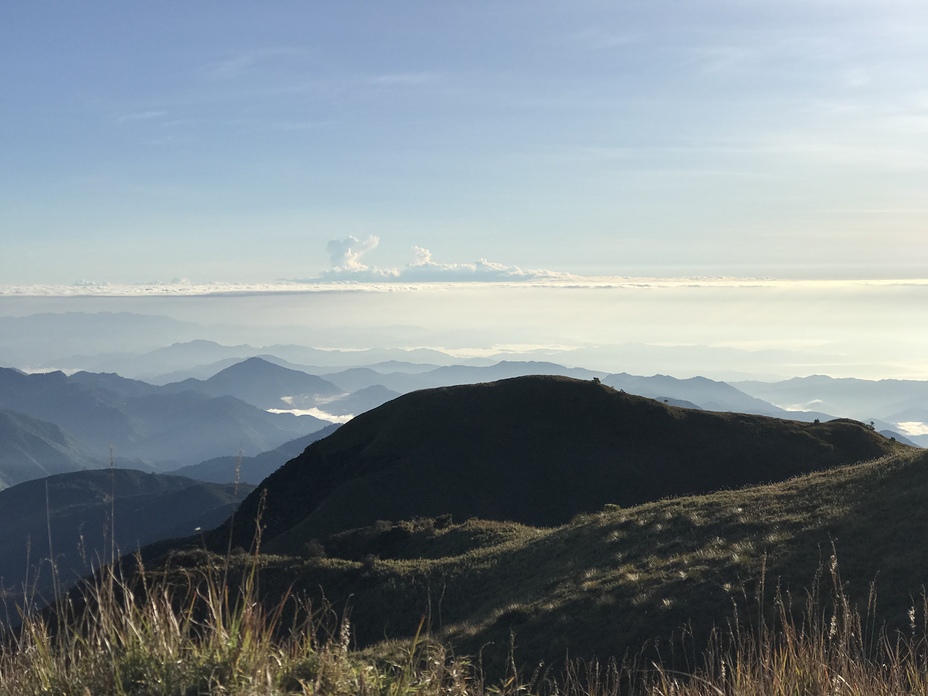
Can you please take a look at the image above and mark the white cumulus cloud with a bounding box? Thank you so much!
[326,235,379,270]
[318,240,572,282]
[401,246,572,282]
[322,236,399,280]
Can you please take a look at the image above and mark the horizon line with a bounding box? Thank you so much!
[4,276,928,297]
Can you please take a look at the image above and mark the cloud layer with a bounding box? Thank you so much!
[319,237,573,283]
[5,276,928,298]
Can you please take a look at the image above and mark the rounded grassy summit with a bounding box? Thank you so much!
[224,375,901,552]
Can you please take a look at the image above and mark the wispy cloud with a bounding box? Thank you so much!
[200,47,313,80]
[566,27,641,51]
[115,110,168,124]
[687,45,761,77]
[369,72,434,86]
[266,407,352,424]
[399,247,571,282]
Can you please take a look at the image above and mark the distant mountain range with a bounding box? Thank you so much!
[0,312,203,371]
[5,347,925,487]
[0,366,328,472]
[735,375,928,444]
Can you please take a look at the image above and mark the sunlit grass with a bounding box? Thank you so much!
[4,547,928,695]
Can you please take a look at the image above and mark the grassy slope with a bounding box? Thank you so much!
[188,447,928,671]
[224,375,901,550]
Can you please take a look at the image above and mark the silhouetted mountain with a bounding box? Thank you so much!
[0,410,102,489]
[0,469,252,606]
[0,367,327,469]
[162,357,343,410]
[427,361,605,386]
[652,396,702,410]
[323,361,605,394]
[319,363,826,421]
[221,376,901,550]
[169,424,341,484]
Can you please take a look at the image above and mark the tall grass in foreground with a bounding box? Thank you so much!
[0,547,483,696]
[630,554,928,696]
[2,552,928,695]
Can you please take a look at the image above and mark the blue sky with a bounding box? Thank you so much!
[3,1,928,286]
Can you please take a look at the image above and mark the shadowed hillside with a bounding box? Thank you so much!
[160,447,928,672]
[0,469,253,607]
[223,375,902,550]
[0,410,102,489]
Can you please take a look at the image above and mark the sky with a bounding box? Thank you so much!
[2,2,928,379]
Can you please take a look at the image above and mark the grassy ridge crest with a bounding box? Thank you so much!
[181,447,928,669]
[223,375,902,551]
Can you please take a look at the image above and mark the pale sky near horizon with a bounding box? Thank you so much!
[2,1,928,286]
[3,2,928,381]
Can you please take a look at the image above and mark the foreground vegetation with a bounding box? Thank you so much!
[3,547,928,695]
[160,447,928,671]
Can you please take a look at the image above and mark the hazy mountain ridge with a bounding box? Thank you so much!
[735,375,928,446]
[0,366,327,470]
[604,373,802,418]
[6,313,924,437]
[0,409,103,489]
[6,346,925,481]
[160,357,343,410]
[169,424,341,484]
[735,374,928,416]
[0,312,202,371]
